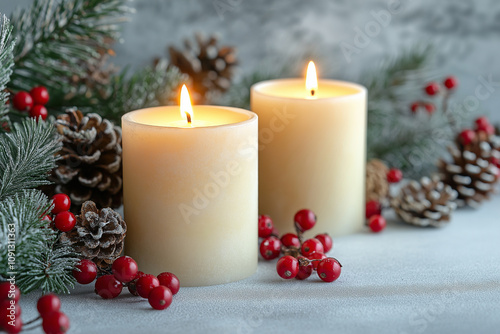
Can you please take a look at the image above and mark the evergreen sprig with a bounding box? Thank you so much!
[0,15,14,126]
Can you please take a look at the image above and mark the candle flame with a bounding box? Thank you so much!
[180,84,193,125]
[305,61,318,97]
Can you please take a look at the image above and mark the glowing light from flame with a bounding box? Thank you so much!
[180,84,193,125]
[305,61,318,97]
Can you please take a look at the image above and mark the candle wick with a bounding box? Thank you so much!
[311,89,315,97]
[186,112,192,125]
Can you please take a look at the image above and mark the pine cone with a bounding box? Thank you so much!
[391,176,458,227]
[60,201,126,271]
[366,159,389,203]
[439,131,500,208]
[43,109,123,212]
[166,33,237,103]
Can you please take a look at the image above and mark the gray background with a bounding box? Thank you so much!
[2,0,500,122]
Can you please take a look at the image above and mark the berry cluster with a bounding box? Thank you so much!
[365,167,403,233]
[459,116,497,146]
[73,256,179,311]
[12,86,50,121]
[259,209,341,283]
[0,282,69,334]
[410,76,458,115]
[43,194,76,233]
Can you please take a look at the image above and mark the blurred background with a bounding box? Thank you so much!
[3,0,499,121]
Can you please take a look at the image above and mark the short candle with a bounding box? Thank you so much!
[122,86,258,286]
[251,62,367,237]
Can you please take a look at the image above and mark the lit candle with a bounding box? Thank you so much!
[251,62,367,237]
[122,86,258,286]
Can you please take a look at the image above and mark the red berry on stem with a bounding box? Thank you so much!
[37,294,61,317]
[157,272,180,295]
[0,283,20,302]
[424,82,439,96]
[443,76,457,90]
[410,102,420,113]
[95,275,122,299]
[280,233,300,248]
[365,200,382,219]
[51,194,71,214]
[259,236,281,260]
[301,238,324,257]
[295,256,313,280]
[459,129,476,146]
[387,168,403,183]
[54,211,76,232]
[73,259,97,284]
[12,91,33,111]
[294,209,316,232]
[368,214,386,233]
[258,214,274,238]
[112,256,138,283]
[314,233,333,253]
[424,103,435,114]
[135,274,160,299]
[42,311,70,334]
[308,252,327,270]
[317,258,342,282]
[276,256,299,279]
[127,271,145,296]
[29,105,48,121]
[30,86,50,105]
[148,286,173,310]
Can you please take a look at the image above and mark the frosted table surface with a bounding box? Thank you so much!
[22,197,500,334]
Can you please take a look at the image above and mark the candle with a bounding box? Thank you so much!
[250,62,367,237]
[122,86,258,286]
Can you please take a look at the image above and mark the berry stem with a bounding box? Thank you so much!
[23,315,41,326]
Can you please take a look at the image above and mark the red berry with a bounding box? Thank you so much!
[294,209,316,232]
[424,82,439,96]
[258,214,274,238]
[259,236,281,260]
[54,211,76,232]
[280,233,300,248]
[301,238,324,257]
[12,91,33,111]
[0,300,21,330]
[148,286,173,310]
[157,272,180,295]
[73,259,97,284]
[477,123,495,135]
[37,294,61,317]
[475,116,490,129]
[295,257,313,280]
[30,86,50,105]
[317,258,342,282]
[135,274,160,299]
[42,215,52,224]
[424,103,435,114]
[276,256,299,279]
[112,256,138,283]
[365,200,382,219]
[314,233,333,253]
[308,252,326,270]
[459,129,476,146]
[387,168,403,183]
[443,76,457,90]
[42,311,70,334]
[0,283,20,303]
[410,102,420,113]
[29,105,48,121]
[95,275,122,299]
[127,271,146,296]
[51,194,71,214]
[490,156,500,168]
[368,215,386,233]
[3,316,22,334]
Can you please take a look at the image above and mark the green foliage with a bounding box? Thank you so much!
[0,15,14,126]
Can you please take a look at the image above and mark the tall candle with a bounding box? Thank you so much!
[122,89,258,286]
[251,63,367,237]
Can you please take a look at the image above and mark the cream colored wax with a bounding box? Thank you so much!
[251,79,367,237]
[122,106,258,286]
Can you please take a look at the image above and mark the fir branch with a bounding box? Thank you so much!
[8,0,131,99]
[0,118,61,201]
[0,15,15,126]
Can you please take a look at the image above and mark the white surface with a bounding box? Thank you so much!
[21,196,500,334]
